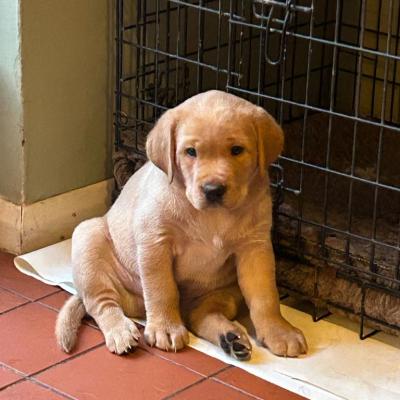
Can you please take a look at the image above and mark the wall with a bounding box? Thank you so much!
[0,0,24,204]
[0,0,113,205]
[21,0,113,204]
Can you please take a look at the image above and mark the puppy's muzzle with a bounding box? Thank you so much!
[202,183,226,203]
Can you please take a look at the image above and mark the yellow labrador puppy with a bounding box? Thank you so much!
[56,90,307,360]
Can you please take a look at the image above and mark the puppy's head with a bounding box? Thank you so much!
[146,90,283,210]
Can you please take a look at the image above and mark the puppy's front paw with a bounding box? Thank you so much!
[105,317,140,355]
[144,320,189,352]
[257,318,307,357]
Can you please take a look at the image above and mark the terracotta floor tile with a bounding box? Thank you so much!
[38,291,71,311]
[37,346,203,400]
[214,367,306,400]
[41,297,226,376]
[0,302,103,374]
[0,253,59,300]
[171,379,254,400]
[0,366,23,389]
[138,327,227,376]
[0,380,65,399]
[0,289,29,314]
[39,296,227,378]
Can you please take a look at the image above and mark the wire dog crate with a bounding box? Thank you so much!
[114,0,400,338]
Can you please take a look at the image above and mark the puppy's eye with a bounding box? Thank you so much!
[185,147,197,157]
[231,146,244,156]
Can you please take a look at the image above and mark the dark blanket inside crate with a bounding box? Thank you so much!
[277,257,400,336]
[275,113,400,334]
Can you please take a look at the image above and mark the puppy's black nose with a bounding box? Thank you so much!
[202,183,226,203]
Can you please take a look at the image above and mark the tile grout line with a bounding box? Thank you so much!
[1,342,105,384]
[0,302,30,316]
[0,285,61,316]
[0,286,35,302]
[0,374,77,400]
[0,362,27,391]
[137,344,228,379]
[161,365,233,400]
[31,344,226,400]
[0,377,26,392]
[35,302,64,313]
[162,377,208,399]
[207,365,233,378]
[0,280,60,300]
[1,344,105,398]
[0,369,78,400]
[210,365,296,400]
[0,292,71,318]
[29,342,106,379]
[211,376,265,400]
[26,376,79,400]
[34,289,63,302]
[134,324,235,379]
[0,361,27,377]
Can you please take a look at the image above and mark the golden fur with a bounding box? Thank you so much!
[56,90,307,359]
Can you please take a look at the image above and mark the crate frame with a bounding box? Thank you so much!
[114,0,400,338]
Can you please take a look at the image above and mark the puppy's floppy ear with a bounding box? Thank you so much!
[253,107,284,178]
[146,109,177,183]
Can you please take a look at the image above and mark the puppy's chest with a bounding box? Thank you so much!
[173,225,238,283]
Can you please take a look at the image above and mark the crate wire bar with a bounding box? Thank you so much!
[114,0,400,338]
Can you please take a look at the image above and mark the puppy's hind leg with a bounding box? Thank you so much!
[185,286,252,361]
[71,218,142,355]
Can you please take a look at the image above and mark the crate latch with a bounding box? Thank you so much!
[253,0,312,65]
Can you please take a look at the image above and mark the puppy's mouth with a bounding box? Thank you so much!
[192,198,224,210]
[187,184,246,211]
[201,193,238,210]
[206,199,224,208]
[187,194,226,210]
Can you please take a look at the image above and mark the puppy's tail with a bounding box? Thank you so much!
[55,295,86,353]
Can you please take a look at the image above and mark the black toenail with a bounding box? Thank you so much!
[235,351,251,361]
[232,342,246,351]
[226,332,238,342]
[121,348,135,355]
[219,335,230,353]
